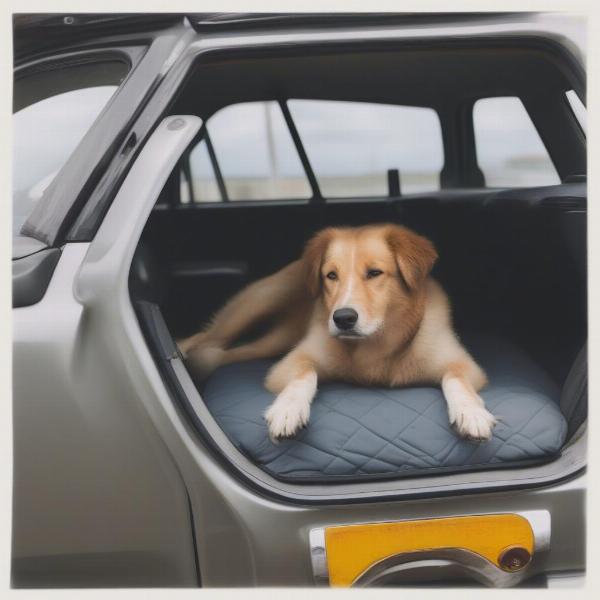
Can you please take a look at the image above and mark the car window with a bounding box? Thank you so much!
[12,60,128,236]
[179,169,192,204]
[473,96,560,188]
[288,99,444,197]
[188,101,312,202]
[186,138,222,203]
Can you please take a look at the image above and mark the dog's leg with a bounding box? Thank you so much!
[263,349,318,440]
[178,260,305,355]
[186,316,304,379]
[441,359,496,442]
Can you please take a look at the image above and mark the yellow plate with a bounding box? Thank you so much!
[325,513,534,586]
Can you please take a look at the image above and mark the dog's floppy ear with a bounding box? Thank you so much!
[302,228,335,297]
[386,225,438,290]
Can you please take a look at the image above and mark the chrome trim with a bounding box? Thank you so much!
[354,548,525,587]
[520,510,551,553]
[309,527,328,585]
[308,510,552,587]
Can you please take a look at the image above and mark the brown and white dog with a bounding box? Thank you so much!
[179,224,496,442]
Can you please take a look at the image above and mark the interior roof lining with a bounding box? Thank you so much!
[171,45,573,119]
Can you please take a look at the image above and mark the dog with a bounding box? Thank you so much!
[178,224,496,442]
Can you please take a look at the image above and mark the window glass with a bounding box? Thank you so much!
[191,101,311,202]
[179,169,191,204]
[288,99,444,197]
[566,90,586,133]
[12,60,128,236]
[188,140,221,202]
[473,97,560,188]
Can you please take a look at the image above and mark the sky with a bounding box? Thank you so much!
[12,86,117,234]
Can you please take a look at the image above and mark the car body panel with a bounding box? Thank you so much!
[12,245,197,587]
[12,116,203,587]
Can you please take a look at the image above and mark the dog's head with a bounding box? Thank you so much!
[303,224,437,339]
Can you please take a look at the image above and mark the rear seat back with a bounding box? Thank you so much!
[560,343,587,439]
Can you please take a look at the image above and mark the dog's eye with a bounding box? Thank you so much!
[366,269,383,279]
[326,271,338,281]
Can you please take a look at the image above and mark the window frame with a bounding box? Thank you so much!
[565,89,586,136]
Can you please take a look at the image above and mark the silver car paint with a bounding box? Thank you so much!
[13,13,586,587]
[12,118,203,587]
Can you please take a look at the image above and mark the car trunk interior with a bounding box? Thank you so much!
[129,39,586,486]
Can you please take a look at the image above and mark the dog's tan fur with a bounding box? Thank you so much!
[179,224,496,441]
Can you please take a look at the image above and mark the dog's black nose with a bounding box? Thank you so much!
[333,308,359,330]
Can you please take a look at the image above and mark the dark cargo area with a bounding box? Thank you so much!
[130,40,586,482]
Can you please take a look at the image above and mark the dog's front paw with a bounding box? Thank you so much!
[264,385,312,440]
[449,398,497,442]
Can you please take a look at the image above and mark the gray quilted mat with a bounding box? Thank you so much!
[201,334,567,480]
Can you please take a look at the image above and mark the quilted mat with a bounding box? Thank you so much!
[201,334,567,480]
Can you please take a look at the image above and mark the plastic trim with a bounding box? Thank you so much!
[12,248,61,308]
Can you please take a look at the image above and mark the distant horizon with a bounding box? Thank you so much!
[13,91,568,231]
